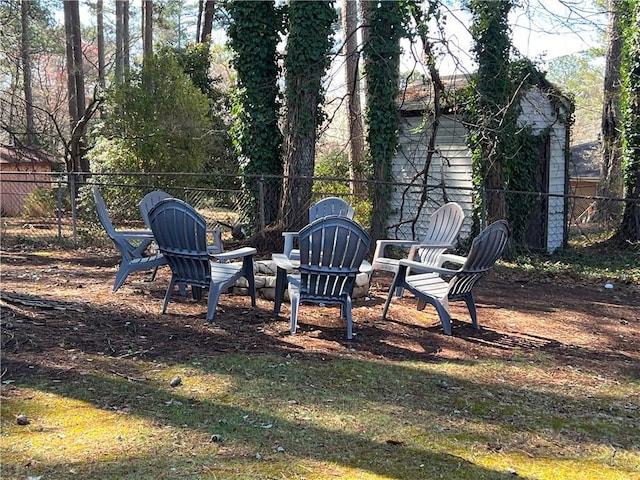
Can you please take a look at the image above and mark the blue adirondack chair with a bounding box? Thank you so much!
[139,190,224,255]
[147,197,256,323]
[93,186,167,292]
[381,220,510,335]
[283,197,355,258]
[274,215,371,340]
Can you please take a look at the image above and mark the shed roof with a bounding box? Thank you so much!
[399,73,572,117]
[0,144,63,165]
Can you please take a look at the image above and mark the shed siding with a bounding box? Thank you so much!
[0,164,53,216]
[388,114,473,243]
[392,85,569,253]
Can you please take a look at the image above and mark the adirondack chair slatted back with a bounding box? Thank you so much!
[148,198,211,287]
[415,202,465,265]
[93,186,118,238]
[308,197,355,222]
[93,186,166,292]
[94,186,136,261]
[447,220,510,298]
[139,190,173,229]
[297,216,370,301]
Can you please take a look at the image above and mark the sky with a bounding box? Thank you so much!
[408,0,607,76]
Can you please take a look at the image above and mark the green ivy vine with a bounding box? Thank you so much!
[620,0,640,240]
[227,0,284,225]
[364,0,406,241]
[465,0,571,250]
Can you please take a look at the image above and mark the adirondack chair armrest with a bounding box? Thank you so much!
[115,229,155,240]
[272,252,297,271]
[438,253,467,266]
[397,258,459,276]
[211,246,256,262]
[406,242,454,260]
[372,239,419,261]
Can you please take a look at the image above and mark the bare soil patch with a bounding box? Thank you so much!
[1,248,639,382]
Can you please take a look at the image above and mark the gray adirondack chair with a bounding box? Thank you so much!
[372,202,464,273]
[275,215,370,340]
[139,190,172,229]
[139,190,224,254]
[381,219,509,335]
[283,197,355,258]
[147,197,256,323]
[93,186,167,292]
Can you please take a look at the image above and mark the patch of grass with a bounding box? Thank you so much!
[502,234,640,285]
[2,354,639,479]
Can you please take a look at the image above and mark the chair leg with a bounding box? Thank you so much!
[113,264,131,292]
[381,267,406,319]
[345,297,353,340]
[273,267,287,316]
[289,289,300,334]
[242,256,256,308]
[162,278,177,314]
[206,282,225,323]
[433,302,453,335]
[462,293,480,331]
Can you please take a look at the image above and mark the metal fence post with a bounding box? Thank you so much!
[57,177,63,240]
[70,173,78,244]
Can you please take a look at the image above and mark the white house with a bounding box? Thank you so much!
[388,75,572,253]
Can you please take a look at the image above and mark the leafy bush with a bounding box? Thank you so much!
[21,186,70,218]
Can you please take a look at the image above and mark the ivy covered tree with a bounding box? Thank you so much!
[280,0,337,231]
[466,0,513,226]
[227,0,283,227]
[364,0,404,244]
[619,0,640,241]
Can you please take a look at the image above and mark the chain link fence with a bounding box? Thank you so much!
[0,171,634,252]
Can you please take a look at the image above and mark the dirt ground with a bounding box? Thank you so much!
[1,247,639,383]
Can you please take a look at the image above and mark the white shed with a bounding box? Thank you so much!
[388,75,572,253]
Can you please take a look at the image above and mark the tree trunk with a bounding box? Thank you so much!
[123,1,130,75]
[196,0,203,42]
[619,1,640,241]
[115,1,124,83]
[64,0,89,186]
[143,0,153,63]
[201,1,215,43]
[343,0,366,199]
[596,0,625,223]
[97,0,106,88]
[281,86,318,231]
[21,0,36,146]
[358,0,371,113]
[280,1,335,231]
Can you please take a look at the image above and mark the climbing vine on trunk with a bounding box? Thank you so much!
[280,0,336,231]
[364,0,405,244]
[227,0,283,227]
[619,0,640,241]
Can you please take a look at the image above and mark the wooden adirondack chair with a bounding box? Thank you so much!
[93,186,167,292]
[274,215,370,340]
[147,197,256,323]
[381,220,509,335]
